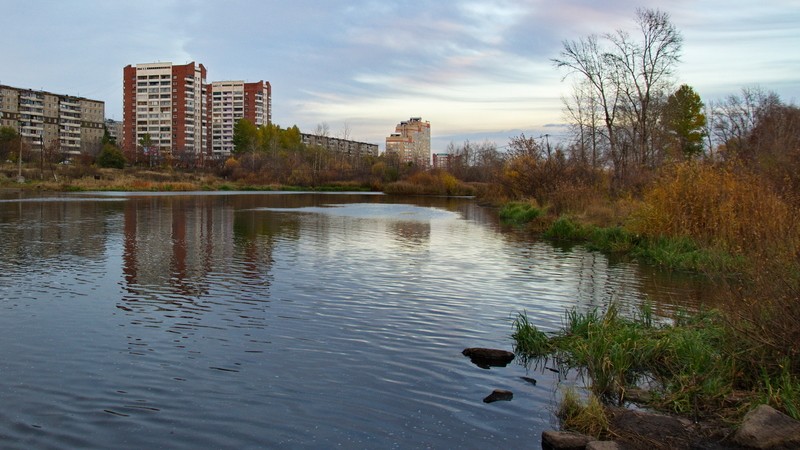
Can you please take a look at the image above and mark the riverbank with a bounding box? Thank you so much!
[512,300,800,447]
[499,165,800,447]
[0,165,374,193]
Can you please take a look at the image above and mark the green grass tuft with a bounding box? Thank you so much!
[511,311,552,357]
[499,201,544,226]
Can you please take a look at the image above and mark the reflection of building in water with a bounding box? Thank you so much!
[1,200,109,263]
[122,197,236,296]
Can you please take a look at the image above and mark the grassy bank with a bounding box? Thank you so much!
[500,161,800,437]
[512,303,800,436]
[542,216,745,274]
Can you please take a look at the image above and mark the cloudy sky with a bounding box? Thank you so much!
[1,0,797,151]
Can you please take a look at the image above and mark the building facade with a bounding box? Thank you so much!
[385,117,430,166]
[104,119,124,146]
[209,80,271,158]
[0,84,104,158]
[123,62,208,162]
[301,133,379,158]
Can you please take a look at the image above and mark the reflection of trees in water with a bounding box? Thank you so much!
[559,244,716,317]
[0,199,114,266]
[502,236,714,320]
[389,220,431,249]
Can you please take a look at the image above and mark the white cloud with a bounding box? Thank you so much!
[0,0,797,147]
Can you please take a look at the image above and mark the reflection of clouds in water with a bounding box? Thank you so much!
[258,202,458,252]
[255,203,459,221]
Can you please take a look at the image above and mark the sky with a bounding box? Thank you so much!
[1,0,798,152]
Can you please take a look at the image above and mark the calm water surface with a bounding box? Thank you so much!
[0,191,712,449]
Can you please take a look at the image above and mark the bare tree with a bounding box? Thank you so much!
[554,34,621,174]
[554,8,682,186]
[563,79,603,168]
[606,8,682,167]
[711,86,782,160]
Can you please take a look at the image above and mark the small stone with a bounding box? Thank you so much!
[483,389,513,403]
[541,430,593,450]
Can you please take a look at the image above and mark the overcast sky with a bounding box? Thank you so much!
[1,0,797,151]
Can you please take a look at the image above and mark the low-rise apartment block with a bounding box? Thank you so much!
[0,84,104,158]
[301,133,379,158]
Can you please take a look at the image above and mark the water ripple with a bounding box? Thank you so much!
[0,193,713,448]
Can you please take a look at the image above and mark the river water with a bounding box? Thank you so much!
[0,191,712,449]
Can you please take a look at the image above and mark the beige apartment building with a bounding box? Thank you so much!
[209,80,271,158]
[301,134,379,158]
[0,84,104,158]
[385,117,431,167]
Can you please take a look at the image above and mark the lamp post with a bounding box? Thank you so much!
[17,137,25,183]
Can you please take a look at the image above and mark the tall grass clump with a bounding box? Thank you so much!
[557,388,609,438]
[499,201,544,226]
[543,216,591,240]
[511,311,551,357]
[511,303,755,418]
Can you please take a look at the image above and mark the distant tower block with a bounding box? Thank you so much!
[386,117,430,167]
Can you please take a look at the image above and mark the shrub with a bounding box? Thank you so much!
[543,216,591,240]
[499,201,543,225]
[96,145,126,169]
[629,161,799,263]
[384,170,475,196]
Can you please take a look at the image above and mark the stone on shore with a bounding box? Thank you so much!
[541,430,593,450]
[731,404,800,449]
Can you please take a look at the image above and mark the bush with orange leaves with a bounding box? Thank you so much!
[629,161,799,264]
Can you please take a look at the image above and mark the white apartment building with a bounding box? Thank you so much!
[209,80,271,158]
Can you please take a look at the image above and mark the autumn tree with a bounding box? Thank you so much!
[138,133,154,166]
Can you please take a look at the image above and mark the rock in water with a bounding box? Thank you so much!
[483,389,513,403]
[462,347,515,368]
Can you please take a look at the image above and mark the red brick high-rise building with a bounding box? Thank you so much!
[123,62,208,162]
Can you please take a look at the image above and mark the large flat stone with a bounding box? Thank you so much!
[542,430,594,450]
[732,404,800,449]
